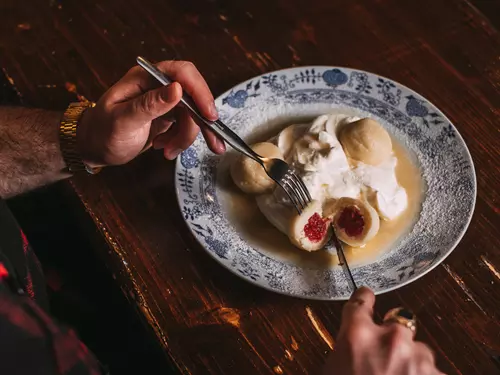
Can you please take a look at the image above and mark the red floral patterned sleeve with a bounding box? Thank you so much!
[0,265,103,375]
[0,198,104,374]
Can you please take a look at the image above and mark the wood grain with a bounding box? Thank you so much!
[1,0,500,374]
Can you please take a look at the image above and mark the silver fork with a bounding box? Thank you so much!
[137,56,310,213]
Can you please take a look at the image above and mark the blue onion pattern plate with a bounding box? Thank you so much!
[174,67,476,300]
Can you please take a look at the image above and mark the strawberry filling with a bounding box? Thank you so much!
[304,213,327,242]
[337,206,365,237]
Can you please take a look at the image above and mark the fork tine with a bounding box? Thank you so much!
[286,173,309,209]
[284,174,308,210]
[292,172,312,202]
[278,181,302,214]
[295,175,311,206]
[284,179,305,211]
[287,171,311,206]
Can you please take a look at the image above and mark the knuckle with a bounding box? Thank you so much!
[396,340,412,359]
[126,66,141,76]
[175,61,197,80]
[157,60,196,77]
[178,60,195,70]
[101,99,114,113]
[157,60,175,72]
[344,323,373,345]
[139,92,157,114]
[386,325,412,357]
[388,323,409,343]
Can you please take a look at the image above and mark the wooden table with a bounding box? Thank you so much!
[1,0,500,374]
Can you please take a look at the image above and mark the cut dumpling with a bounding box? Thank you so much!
[230,142,283,194]
[339,118,392,166]
[329,197,380,247]
[288,200,331,251]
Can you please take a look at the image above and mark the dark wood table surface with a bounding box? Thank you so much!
[1,0,500,374]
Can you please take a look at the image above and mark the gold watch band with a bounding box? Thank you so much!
[60,102,102,175]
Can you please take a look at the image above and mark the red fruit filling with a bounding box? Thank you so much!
[337,206,365,237]
[304,213,327,242]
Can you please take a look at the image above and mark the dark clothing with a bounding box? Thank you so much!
[0,199,101,375]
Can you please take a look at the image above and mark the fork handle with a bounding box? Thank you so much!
[136,56,262,164]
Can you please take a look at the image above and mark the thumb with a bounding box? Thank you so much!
[119,82,182,126]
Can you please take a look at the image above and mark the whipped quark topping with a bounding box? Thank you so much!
[256,114,408,236]
[354,159,408,220]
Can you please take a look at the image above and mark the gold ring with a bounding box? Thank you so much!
[383,307,417,334]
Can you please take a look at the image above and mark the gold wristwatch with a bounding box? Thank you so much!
[59,102,102,175]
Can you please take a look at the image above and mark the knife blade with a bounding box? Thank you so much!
[330,225,358,293]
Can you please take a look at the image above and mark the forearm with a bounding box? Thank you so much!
[0,61,224,198]
[0,107,69,198]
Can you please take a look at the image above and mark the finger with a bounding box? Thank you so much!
[198,121,226,154]
[152,110,183,150]
[116,82,182,127]
[147,116,175,150]
[383,321,415,344]
[104,65,160,104]
[162,106,200,160]
[112,62,218,120]
[105,61,217,123]
[338,287,377,342]
[383,323,415,363]
[152,132,172,150]
[180,101,224,154]
[413,342,439,375]
[156,60,218,121]
[413,342,435,364]
[151,114,175,137]
[341,286,376,326]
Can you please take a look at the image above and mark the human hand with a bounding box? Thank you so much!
[322,287,444,375]
[77,60,225,167]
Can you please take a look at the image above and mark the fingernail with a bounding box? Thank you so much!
[167,148,183,160]
[209,102,218,120]
[162,83,177,100]
[217,139,226,153]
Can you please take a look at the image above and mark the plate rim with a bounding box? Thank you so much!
[174,65,477,300]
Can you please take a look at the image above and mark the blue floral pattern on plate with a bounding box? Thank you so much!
[175,66,476,300]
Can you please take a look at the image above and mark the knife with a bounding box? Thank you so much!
[330,225,358,293]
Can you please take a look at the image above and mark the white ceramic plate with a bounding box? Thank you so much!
[175,67,476,300]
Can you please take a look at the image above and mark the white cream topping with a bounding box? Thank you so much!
[256,114,407,235]
[353,158,408,220]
